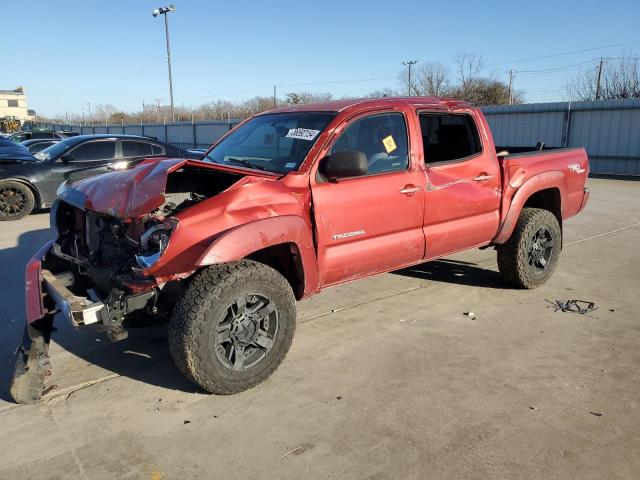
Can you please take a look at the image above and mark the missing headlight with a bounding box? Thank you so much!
[135,219,177,269]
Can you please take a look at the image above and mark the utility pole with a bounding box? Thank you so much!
[508,70,515,105]
[86,102,91,123]
[152,5,176,121]
[402,60,419,96]
[155,98,161,122]
[273,85,277,109]
[595,58,605,100]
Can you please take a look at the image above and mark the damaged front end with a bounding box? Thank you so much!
[11,159,250,404]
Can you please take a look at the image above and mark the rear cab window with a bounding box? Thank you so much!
[419,113,482,164]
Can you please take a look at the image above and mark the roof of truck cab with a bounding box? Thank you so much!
[268,96,472,114]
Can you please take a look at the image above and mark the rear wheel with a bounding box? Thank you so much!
[169,260,296,394]
[0,181,35,221]
[497,208,561,288]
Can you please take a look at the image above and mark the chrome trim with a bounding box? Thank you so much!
[41,269,104,326]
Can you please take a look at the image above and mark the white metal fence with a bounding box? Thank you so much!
[40,98,640,175]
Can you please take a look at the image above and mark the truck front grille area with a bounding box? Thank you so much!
[53,201,149,292]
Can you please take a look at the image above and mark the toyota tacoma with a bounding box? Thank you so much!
[11,97,590,403]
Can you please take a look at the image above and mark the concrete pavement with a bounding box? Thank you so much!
[0,178,639,480]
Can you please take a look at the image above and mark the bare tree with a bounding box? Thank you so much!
[454,52,483,91]
[364,88,400,98]
[398,62,451,96]
[566,55,640,100]
[285,91,332,105]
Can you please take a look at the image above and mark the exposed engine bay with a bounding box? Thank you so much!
[52,166,244,291]
[40,165,246,340]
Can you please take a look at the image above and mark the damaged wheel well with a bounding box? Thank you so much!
[246,243,305,300]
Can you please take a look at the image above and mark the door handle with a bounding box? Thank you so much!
[400,185,422,195]
[473,174,494,182]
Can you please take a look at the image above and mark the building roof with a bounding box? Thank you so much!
[0,87,25,95]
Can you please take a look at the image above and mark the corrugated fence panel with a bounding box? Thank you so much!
[166,124,194,149]
[124,126,143,136]
[143,125,166,142]
[43,103,640,175]
[195,123,236,148]
[568,104,640,176]
[484,111,565,147]
[482,99,640,176]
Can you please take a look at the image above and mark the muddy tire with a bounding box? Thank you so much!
[169,260,296,394]
[497,208,561,289]
[0,181,35,221]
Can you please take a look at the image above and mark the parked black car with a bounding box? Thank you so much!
[7,130,79,142]
[21,138,60,154]
[0,134,202,220]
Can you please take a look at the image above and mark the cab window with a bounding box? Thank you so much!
[330,112,409,175]
[419,113,481,164]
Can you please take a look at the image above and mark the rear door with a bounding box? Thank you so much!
[419,111,501,258]
[311,110,425,286]
[120,139,163,166]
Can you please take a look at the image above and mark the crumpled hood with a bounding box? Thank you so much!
[58,158,277,218]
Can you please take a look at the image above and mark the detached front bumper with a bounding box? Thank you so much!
[11,242,157,404]
[11,241,55,404]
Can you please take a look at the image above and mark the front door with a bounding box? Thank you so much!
[311,111,425,286]
[418,112,501,259]
[42,139,119,203]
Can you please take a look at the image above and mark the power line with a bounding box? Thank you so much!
[278,76,396,87]
[516,59,599,74]
[486,40,640,67]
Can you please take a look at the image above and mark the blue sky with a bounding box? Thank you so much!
[1,0,639,116]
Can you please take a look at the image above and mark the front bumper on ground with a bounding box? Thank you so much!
[11,242,157,404]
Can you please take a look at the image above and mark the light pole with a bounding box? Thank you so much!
[152,5,176,122]
[402,60,419,96]
[86,102,91,123]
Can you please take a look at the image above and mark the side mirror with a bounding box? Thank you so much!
[319,151,368,180]
[60,154,73,163]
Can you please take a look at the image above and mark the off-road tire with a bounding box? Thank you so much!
[0,180,35,221]
[497,207,561,289]
[169,260,296,394]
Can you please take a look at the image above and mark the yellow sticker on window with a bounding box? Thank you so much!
[382,135,397,153]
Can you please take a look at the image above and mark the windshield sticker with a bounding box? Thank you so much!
[286,128,320,141]
[285,162,296,169]
[382,135,397,153]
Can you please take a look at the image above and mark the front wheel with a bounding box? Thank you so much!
[0,181,35,221]
[169,260,296,394]
[497,208,562,289]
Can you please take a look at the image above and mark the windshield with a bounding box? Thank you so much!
[204,112,336,173]
[34,138,74,161]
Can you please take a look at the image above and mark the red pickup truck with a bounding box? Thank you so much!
[11,97,590,403]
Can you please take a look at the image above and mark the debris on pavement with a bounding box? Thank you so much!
[546,299,598,316]
[336,395,343,400]
[183,420,191,425]
[589,411,603,417]
[463,312,477,320]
